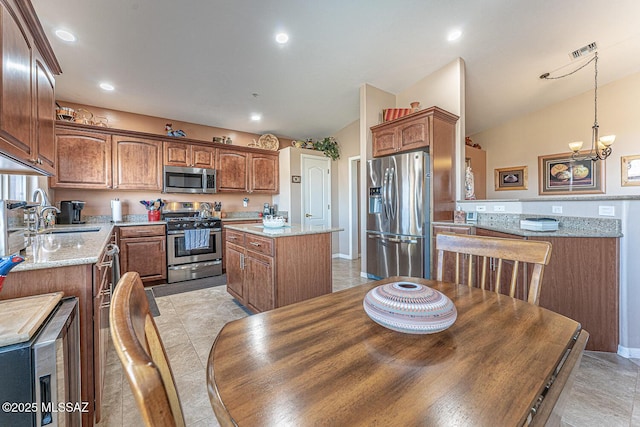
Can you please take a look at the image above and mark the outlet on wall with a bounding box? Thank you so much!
[476,205,486,212]
[598,206,615,216]
[552,206,563,214]
[493,205,505,212]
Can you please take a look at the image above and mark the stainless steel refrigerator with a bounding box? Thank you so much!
[366,151,430,279]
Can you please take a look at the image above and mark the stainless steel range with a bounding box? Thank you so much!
[162,202,222,283]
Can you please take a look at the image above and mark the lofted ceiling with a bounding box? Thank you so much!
[32,0,640,140]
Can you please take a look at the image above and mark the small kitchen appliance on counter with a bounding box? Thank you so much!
[58,201,85,224]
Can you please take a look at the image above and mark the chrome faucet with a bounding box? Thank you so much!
[31,188,60,233]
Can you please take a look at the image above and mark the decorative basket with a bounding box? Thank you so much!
[363,281,457,334]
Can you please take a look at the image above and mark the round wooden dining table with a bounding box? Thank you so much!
[207,276,587,426]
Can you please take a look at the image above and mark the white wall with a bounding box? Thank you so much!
[333,119,360,258]
[471,71,640,199]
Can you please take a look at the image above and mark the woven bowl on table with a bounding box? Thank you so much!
[363,281,457,334]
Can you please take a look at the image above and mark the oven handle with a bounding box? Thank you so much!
[168,228,221,235]
[168,260,222,270]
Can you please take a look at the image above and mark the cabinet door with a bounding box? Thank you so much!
[120,236,167,283]
[51,129,112,188]
[245,251,275,312]
[34,60,55,174]
[225,242,245,302]
[163,141,190,167]
[191,145,216,169]
[250,153,279,193]
[372,128,397,157]
[0,2,33,160]
[217,149,248,192]
[113,135,163,190]
[433,225,473,283]
[398,115,429,152]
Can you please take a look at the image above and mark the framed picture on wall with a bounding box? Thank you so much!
[538,151,605,195]
[622,155,640,186]
[494,166,528,191]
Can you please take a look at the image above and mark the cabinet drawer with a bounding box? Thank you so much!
[245,234,274,256]
[226,230,245,246]
[119,224,166,238]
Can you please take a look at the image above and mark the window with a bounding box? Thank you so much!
[0,174,40,201]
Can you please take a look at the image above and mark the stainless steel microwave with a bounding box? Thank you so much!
[163,166,217,194]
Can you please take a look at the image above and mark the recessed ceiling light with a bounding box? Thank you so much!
[275,33,289,44]
[447,29,462,42]
[251,113,262,121]
[99,82,114,91]
[55,29,76,42]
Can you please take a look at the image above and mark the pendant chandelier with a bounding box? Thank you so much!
[540,51,615,161]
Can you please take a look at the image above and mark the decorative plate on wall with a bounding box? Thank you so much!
[258,134,280,151]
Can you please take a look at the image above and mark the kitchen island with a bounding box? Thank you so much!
[224,223,342,312]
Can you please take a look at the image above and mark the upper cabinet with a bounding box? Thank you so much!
[164,141,216,169]
[112,135,162,190]
[51,125,162,191]
[217,148,279,194]
[0,0,61,175]
[371,107,458,158]
[51,127,112,189]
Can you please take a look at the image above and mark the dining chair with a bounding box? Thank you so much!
[110,272,186,427]
[435,232,552,305]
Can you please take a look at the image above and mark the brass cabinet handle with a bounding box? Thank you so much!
[249,242,261,247]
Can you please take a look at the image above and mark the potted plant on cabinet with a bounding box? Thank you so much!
[313,137,340,160]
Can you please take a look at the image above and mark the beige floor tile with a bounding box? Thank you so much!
[166,341,205,377]
[173,368,216,426]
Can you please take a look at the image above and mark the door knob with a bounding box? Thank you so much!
[305,213,312,217]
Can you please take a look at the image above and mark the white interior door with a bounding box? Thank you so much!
[301,155,330,227]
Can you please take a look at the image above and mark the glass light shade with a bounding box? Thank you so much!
[599,135,616,147]
[568,141,584,152]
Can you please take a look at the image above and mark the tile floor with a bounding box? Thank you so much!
[97,259,640,426]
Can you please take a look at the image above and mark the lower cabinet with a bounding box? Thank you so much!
[118,224,167,285]
[225,229,332,313]
[221,220,261,272]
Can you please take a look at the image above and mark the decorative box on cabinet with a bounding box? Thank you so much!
[0,0,61,175]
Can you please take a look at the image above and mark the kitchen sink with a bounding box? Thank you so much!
[44,227,101,234]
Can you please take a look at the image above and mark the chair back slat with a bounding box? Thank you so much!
[435,232,552,305]
[110,272,186,427]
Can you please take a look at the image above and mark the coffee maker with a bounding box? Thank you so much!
[58,201,85,224]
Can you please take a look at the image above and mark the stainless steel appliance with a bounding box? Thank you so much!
[0,297,81,427]
[0,200,29,256]
[163,202,222,283]
[366,151,430,279]
[58,200,85,224]
[163,166,217,194]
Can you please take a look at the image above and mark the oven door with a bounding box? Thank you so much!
[167,229,222,265]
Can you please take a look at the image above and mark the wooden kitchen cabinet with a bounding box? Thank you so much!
[465,145,486,200]
[164,140,216,169]
[217,148,279,193]
[50,127,112,188]
[222,220,261,272]
[225,229,332,313]
[118,224,167,285]
[0,0,60,175]
[113,135,163,190]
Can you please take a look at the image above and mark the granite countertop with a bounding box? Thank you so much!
[13,223,115,272]
[433,214,623,238]
[225,223,343,237]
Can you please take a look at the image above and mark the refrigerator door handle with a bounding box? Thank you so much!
[382,168,390,220]
[376,235,419,244]
[389,166,397,220]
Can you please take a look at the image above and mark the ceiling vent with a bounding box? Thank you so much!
[570,42,597,60]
